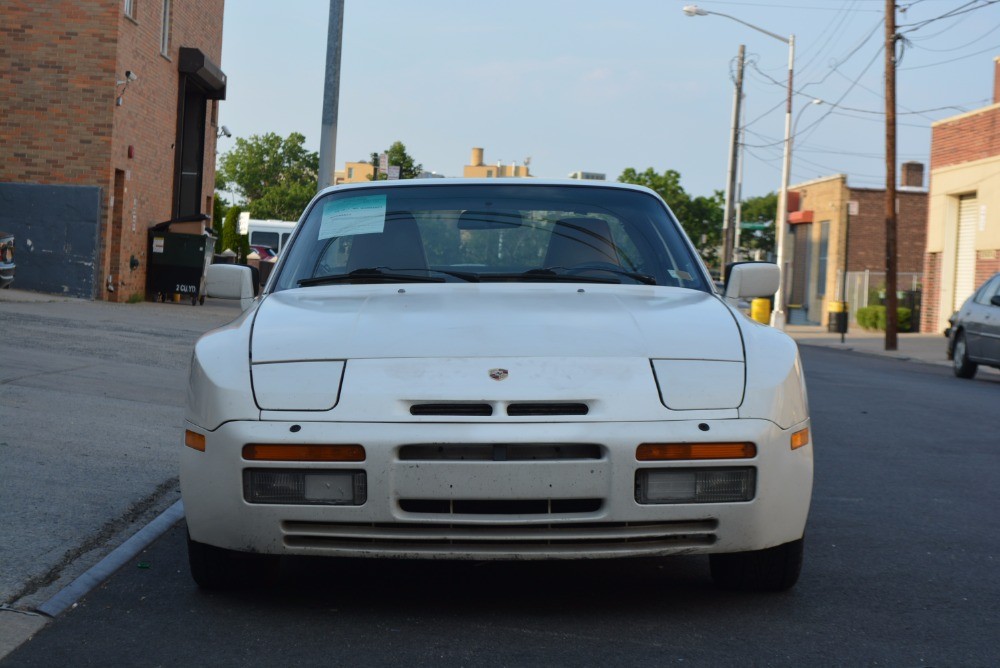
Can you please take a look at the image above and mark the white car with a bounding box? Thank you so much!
[182,179,812,591]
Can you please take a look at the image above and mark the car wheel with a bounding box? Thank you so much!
[952,331,978,379]
[187,531,279,589]
[709,537,803,592]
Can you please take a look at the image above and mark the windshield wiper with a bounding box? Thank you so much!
[298,267,447,286]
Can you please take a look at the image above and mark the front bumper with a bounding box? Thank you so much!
[181,418,812,559]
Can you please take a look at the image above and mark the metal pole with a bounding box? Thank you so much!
[722,45,745,271]
[770,34,795,331]
[317,0,344,191]
[884,0,899,349]
[734,92,747,259]
[841,203,852,344]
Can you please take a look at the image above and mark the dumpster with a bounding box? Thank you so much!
[147,214,217,305]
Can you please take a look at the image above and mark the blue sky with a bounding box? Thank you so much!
[218,0,1000,200]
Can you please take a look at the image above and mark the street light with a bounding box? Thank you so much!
[683,4,794,330]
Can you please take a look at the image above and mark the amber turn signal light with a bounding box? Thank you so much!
[790,427,810,450]
[636,442,756,461]
[242,444,366,462]
[184,430,206,452]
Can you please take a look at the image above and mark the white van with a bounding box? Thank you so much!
[240,214,296,256]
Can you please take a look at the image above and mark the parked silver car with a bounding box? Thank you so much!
[0,231,14,289]
[948,272,1000,378]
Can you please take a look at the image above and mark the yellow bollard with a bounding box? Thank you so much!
[751,298,771,324]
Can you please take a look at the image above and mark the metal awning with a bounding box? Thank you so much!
[178,47,227,99]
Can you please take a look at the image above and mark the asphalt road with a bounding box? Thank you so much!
[3,345,998,666]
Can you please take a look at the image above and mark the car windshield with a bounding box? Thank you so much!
[271,183,710,292]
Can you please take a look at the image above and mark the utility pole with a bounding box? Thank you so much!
[884,0,898,350]
[722,44,746,271]
[318,0,344,191]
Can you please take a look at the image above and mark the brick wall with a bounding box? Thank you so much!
[976,250,1000,285]
[0,0,223,301]
[105,0,224,300]
[920,252,940,334]
[847,188,927,274]
[931,106,1000,171]
[0,2,118,185]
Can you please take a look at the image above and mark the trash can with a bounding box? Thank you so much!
[827,301,848,334]
[146,214,217,305]
[750,298,771,324]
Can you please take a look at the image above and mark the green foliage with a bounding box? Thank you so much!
[738,192,777,257]
[217,132,318,219]
[221,205,244,259]
[212,193,229,253]
[126,292,144,304]
[369,141,423,180]
[617,167,722,269]
[856,306,912,332]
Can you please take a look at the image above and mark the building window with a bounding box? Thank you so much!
[160,0,171,55]
[347,167,354,179]
[816,221,829,297]
[486,169,494,178]
[124,0,137,19]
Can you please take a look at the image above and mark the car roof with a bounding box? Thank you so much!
[316,178,661,200]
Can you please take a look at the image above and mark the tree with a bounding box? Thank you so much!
[617,168,723,270]
[212,192,229,253]
[738,192,778,260]
[220,205,247,260]
[369,140,423,180]
[217,132,318,220]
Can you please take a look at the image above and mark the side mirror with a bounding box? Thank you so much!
[205,264,255,311]
[725,262,780,300]
[991,294,1000,307]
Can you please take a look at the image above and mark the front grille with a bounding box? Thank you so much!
[507,402,589,416]
[398,443,602,461]
[282,519,718,556]
[410,403,493,416]
[406,402,591,417]
[398,498,603,515]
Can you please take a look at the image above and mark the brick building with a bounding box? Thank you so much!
[921,57,1000,334]
[0,0,225,300]
[785,163,927,327]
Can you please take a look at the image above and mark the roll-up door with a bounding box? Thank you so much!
[953,195,977,311]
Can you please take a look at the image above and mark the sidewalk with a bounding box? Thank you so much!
[786,323,953,367]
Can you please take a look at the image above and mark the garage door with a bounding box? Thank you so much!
[953,195,977,312]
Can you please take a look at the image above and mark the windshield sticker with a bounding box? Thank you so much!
[319,194,387,239]
[668,269,693,281]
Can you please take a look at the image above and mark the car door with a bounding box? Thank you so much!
[979,275,1000,364]
[964,275,1000,362]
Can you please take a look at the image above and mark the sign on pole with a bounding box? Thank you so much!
[379,153,389,173]
[386,165,401,180]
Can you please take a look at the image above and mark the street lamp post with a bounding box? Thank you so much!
[682,5,794,330]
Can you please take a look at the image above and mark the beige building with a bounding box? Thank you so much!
[334,161,376,185]
[463,147,531,178]
[785,164,927,327]
[921,59,1000,333]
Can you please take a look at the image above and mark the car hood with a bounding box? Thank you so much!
[250,284,743,363]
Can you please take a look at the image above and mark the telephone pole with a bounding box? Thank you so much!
[318,0,344,191]
[722,44,745,270]
[884,0,898,350]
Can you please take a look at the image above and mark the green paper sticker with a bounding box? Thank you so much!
[319,194,387,239]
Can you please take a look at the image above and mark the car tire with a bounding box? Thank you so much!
[952,331,978,379]
[187,531,279,589]
[709,537,803,592]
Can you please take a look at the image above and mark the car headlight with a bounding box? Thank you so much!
[651,359,745,410]
[251,361,345,410]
